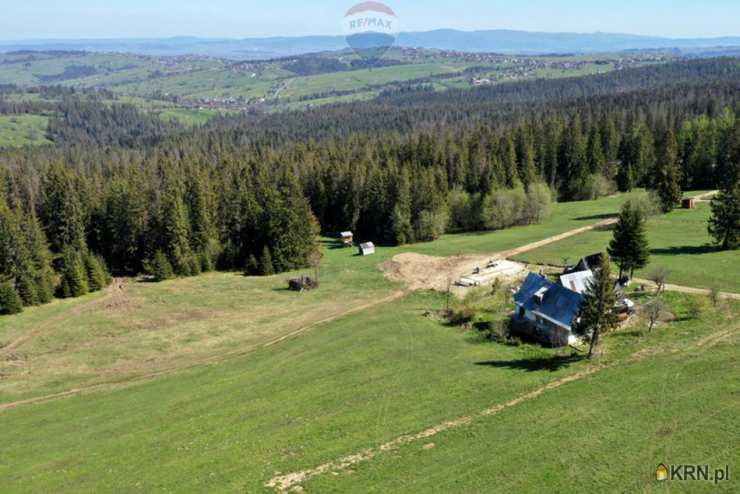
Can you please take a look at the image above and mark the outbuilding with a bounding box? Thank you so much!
[359,242,376,256]
[340,231,354,247]
[682,198,696,209]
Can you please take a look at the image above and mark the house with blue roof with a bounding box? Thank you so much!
[512,272,584,347]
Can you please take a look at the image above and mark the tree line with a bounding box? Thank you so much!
[0,57,738,315]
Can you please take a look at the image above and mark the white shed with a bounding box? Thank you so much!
[359,242,376,256]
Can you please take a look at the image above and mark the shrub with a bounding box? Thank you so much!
[624,190,661,218]
[245,254,259,276]
[0,282,23,315]
[581,174,615,200]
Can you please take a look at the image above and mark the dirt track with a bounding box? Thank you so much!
[632,278,740,301]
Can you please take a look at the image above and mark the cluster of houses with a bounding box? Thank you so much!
[513,254,634,347]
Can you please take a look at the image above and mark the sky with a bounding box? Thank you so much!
[1,0,739,40]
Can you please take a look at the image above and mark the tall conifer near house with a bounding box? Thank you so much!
[608,203,650,279]
[573,254,619,359]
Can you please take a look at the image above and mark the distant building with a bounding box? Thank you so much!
[682,198,697,209]
[513,273,584,346]
[359,242,376,256]
[340,231,354,247]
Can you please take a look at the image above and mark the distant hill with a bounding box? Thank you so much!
[2,30,740,59]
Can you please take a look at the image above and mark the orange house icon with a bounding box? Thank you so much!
[656,464,669,481]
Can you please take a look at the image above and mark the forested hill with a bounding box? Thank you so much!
[0,57,738,316]
[203,58,740,143]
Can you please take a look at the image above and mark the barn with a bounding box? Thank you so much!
[359,242,376,256]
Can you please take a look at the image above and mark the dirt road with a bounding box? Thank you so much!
[632,278,740,301]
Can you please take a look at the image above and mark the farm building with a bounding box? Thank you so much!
[340,231,354,247]
[513,273,584,346]
[359,242,376,256]
[559,269,594,294]
[564,253,604,275]
[682,198,696,209]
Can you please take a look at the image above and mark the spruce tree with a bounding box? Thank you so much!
[159,177,193,276]
[608,203,650,279]
[41,164,87,253]
[150,251,174,282]
[0,282,23,315]
[390,170,414,245]
[708,182,740,250]
[573,254,619,359]
[83,252,109,292]
[57,246,89,298]
[655,130,682,213]
[259,246,275,276]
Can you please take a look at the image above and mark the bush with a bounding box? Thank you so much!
[0,282,23,315]
[523,182,554,224]
[581,174,615,200]
[414,208,448,242]
[624,190,661,218]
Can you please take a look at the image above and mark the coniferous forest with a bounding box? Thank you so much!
[1,57,739,313]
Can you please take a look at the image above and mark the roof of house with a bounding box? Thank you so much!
[360,242,375,250]
[559,269,594,294]
[514,273,584,330]
[341,231,353,237]
[565,253,604,275]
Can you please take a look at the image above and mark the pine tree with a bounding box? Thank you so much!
[708,182,740,250]
[655,130,682,213]
[608,203,650,279]
[159,176,193,276]
[245,254,259,276]
[150,251,175,282]
[259,246,275,276]
[41,164,87,253]
[573,254,619,359]
[390,170,414,245]
[57,246,89,298]
[83,252,109,292]
[0,282,23,315]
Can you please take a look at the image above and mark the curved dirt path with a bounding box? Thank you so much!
[630,279,740,300]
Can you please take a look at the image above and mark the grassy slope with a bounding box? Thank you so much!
[1,290,737,493]
[0,114,51,147]
[0,194,627,403]
[513,203,740,292]
[304,294,739,493]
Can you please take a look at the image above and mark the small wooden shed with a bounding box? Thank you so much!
[682,198,696,209]
[359,242,376,256]
[340,231,354,247]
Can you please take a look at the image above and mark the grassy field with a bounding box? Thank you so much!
[1,286,737,493]
[0,193,634,405]
[513,202,740,293]
[0,114,51,147]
